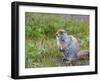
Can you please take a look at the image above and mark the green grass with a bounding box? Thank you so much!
[25,13,89,68]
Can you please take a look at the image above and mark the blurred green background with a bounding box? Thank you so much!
[25,12,89,68]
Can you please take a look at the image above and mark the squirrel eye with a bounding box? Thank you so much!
[60,32,63,34]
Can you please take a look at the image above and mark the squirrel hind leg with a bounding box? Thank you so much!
[65,61,72,66]
[65,60,76,66]
[70,60,77,66]
[65,57,77,66]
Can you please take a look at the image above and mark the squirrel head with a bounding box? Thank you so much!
[56,29,67,38]
[56,29,69,51]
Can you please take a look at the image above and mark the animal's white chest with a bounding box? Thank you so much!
[56,37,60,48]
[56,37,67,50]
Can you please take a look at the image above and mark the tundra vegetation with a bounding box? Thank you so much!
[25,12,89,68]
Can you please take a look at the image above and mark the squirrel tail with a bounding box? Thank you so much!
[77,50,89,60]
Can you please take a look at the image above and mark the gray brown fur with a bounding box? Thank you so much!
[56,29,89,65]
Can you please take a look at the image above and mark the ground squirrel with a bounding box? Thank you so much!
[56,29,89,65]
